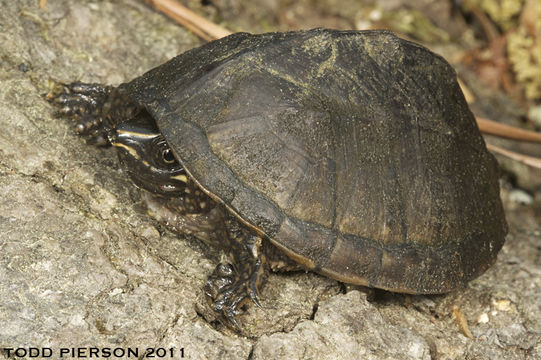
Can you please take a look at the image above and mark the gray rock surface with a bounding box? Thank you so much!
[253,291,431,360]
[1,1,540,359]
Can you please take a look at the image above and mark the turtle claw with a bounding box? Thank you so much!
[251,293,262,308]
[247,260,263,308]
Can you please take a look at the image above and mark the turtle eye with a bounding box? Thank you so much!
[161,148,176,164]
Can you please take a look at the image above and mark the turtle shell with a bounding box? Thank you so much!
[119,29,507,294]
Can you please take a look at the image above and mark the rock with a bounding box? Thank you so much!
[509,189,534,205]
[253,291,431,360]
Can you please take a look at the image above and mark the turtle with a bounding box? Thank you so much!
[47,28,507,328]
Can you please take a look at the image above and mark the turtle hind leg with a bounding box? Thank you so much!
[204,216,268,329]
[46,81,138,146]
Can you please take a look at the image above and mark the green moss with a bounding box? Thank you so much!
[507,29,541,100]
[467,0,524,30]
[383,8,450,43]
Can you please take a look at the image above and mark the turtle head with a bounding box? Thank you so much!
[112,113,187,196]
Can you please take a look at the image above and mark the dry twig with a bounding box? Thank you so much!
[477,117,541,169]
[140,0,231,41]
[487,144,541,169]
[476,117,541,143]
[453,305,474,339]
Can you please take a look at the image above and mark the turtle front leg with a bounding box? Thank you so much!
[205,217,268,329]
[143,192,268,329]
[46,81,138,146]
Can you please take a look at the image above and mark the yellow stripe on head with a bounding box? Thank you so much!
[112,142,139,158]
[116,129,161,139]
[112,142,150,167]
[171,174,188,183]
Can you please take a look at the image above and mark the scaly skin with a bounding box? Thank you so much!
[46,81,137,146]
[47,81,269,330]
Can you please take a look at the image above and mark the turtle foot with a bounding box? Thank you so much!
[205,256,266,329]
[46,81,113,146]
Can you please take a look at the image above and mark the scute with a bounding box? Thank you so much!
[119,29,507,293]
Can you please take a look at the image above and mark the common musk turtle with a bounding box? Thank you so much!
[48,29,507,327]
